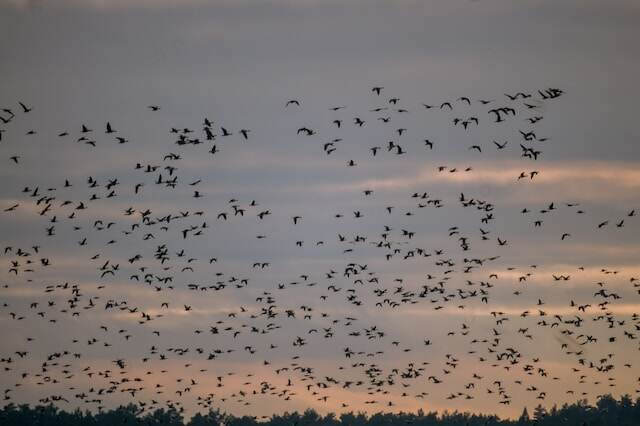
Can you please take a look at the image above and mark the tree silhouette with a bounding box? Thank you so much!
[1,395,640,426]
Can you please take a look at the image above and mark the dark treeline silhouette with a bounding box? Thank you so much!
[1,395,639,426]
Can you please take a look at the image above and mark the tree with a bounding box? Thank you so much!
[518,407,530,424]
[2,394,640,426]
[188,409,226,426]
[532,404,546,422]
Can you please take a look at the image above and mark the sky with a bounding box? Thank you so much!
[1,0,640,420]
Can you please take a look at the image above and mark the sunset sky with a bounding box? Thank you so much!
[1,0,639,420]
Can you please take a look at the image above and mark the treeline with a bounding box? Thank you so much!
[1,394,639,426]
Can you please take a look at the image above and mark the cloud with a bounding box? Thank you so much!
[315,160,640,203]
[3,0,353,12]
[3,0,208,10]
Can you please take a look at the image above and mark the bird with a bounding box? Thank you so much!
[297,127,315,135]
[19,102,32,113]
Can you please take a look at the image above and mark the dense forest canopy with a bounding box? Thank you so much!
[2,395,640,426]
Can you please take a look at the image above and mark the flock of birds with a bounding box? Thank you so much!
[1,85,639,419]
